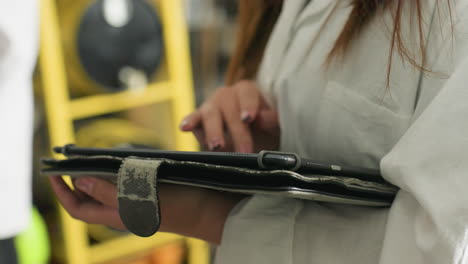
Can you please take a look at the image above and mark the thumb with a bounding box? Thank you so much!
[75,177,118,208]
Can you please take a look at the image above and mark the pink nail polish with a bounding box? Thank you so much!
[179,119,189,130]
[241,112,251,122]
[209,139,223,151]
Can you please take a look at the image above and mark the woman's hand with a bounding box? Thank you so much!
[49,176,125,230]
[180,80,280,153]
[49,176,243,244]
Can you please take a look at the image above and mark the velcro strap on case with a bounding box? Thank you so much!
[117,157,161,237]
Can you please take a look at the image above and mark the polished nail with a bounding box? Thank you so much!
[208,139,223,151]
[179,119,189,130]
[212,144,222,151]
[241,112,251,122]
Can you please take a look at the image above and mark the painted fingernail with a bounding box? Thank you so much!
[179,119,190,130]
[75,178,94,194]
[208,139,223,151]
[239,144,252,153]
[241,111,251,122]
[212,144,222,151]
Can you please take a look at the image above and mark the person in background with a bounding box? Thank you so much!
[0,1,38,263]
[51,0,468,263]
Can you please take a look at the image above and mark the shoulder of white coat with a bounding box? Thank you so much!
[454,0,468,15]
[422,1,468,72]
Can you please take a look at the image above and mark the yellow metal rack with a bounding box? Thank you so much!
[39,0,210,263]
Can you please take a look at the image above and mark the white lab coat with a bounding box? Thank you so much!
[0,1,38,238]
[215,0,468,263]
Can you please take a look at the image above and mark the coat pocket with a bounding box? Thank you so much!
[311,81,411,167]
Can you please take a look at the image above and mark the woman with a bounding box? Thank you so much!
[51,0,468,263]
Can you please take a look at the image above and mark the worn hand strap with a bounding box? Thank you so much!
[117,157,162,237]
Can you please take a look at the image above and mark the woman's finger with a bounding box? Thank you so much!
[49,176,126,230]
[200,103,225,151]
[220,94,254,153]
[72,203,125,230]
[74,177,118,208]
[71,178,94,201]
[235,81,260,123]
[49,176,82,210]
[179,110,202,131]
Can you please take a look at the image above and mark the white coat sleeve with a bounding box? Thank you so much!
[379,40,468,264]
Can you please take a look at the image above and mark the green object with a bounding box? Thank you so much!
[14,208,50,264]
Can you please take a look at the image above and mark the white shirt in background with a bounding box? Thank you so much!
[0,0,38,238]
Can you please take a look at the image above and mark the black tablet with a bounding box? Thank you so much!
[54,144,384,183]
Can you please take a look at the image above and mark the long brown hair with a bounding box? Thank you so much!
[225,0,449,85]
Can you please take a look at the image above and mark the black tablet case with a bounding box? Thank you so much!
[42,144,397,237]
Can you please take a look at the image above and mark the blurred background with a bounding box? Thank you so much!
[29,0,238,263]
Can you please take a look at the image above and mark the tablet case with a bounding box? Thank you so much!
[42,144,398,237]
